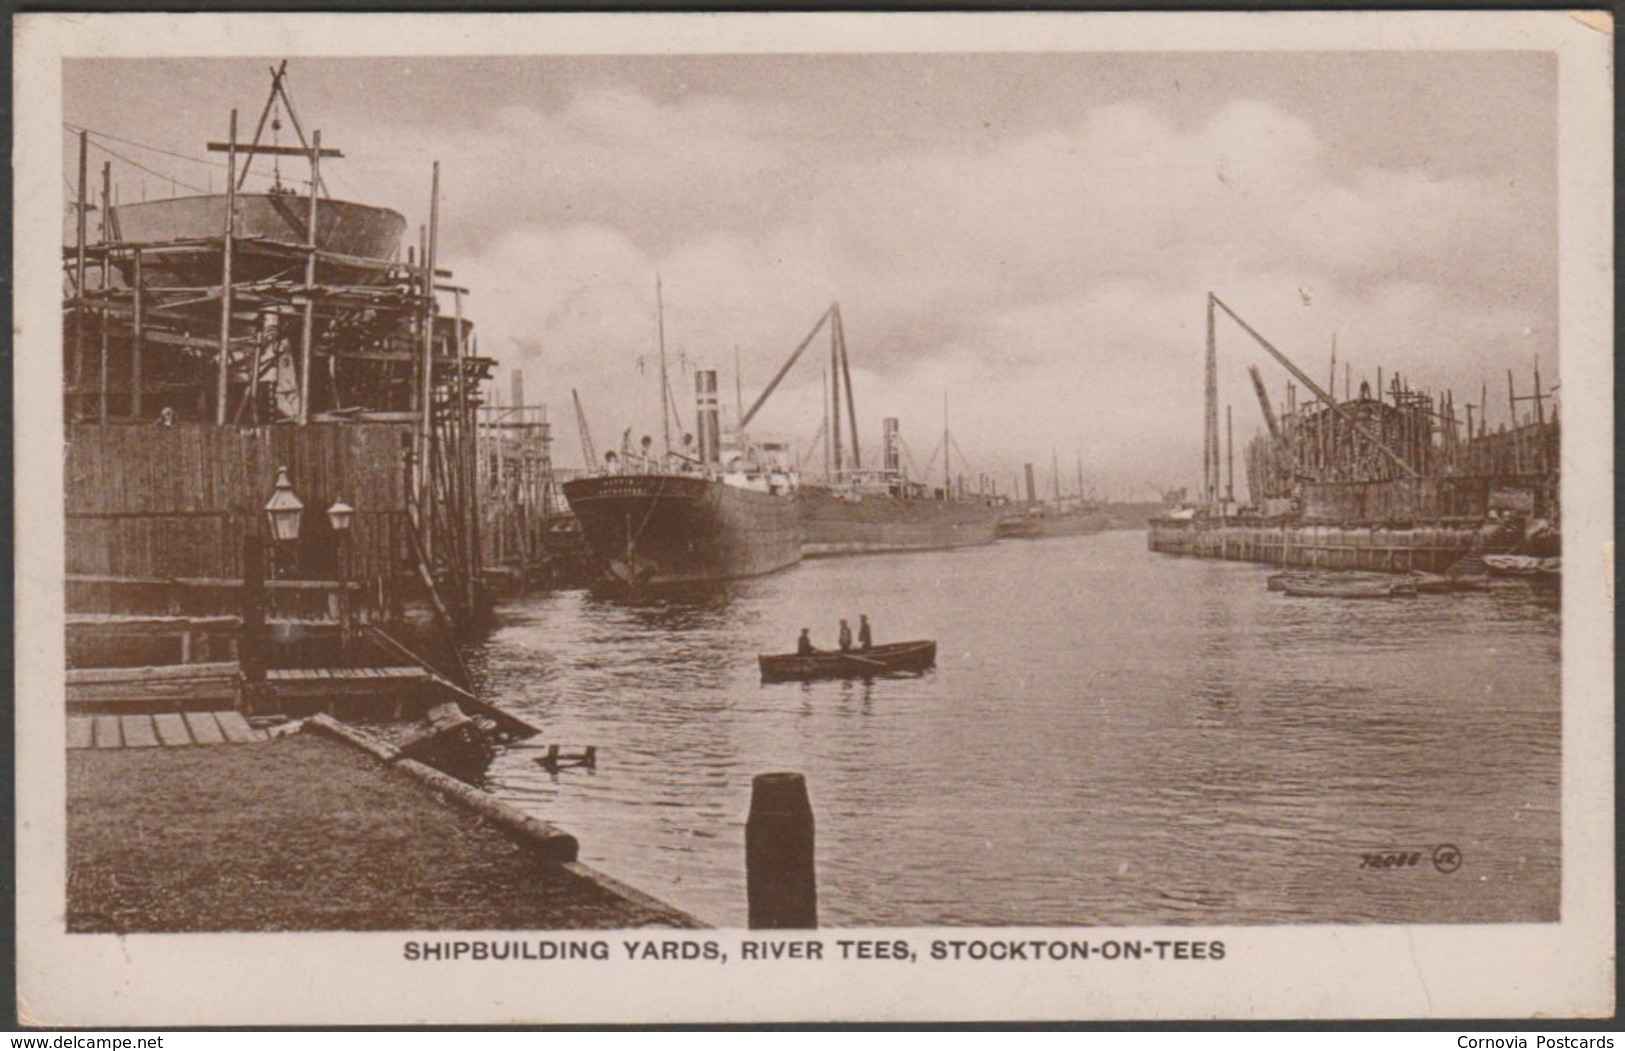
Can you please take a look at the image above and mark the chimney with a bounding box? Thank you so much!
[1024,463,1036,506]
[882,418,901,473]
[695,369,721,464]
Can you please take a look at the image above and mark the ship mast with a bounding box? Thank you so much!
[657,274,670,456]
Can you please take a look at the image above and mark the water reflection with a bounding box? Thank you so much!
[474,531,1560,928]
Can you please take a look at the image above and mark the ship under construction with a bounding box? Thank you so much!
[63,64,491,675]
[1148,294,1559,575]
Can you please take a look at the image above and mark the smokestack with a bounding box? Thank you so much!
[883,418,900,473]
[511,368,525,410]
[1024,463,1036,506]
[695,369,721,464]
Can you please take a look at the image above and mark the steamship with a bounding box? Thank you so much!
[562,370,803,590]
[996,457,1108,539]
[799,419,999,555]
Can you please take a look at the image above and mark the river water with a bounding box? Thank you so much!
[466,529,1561,929]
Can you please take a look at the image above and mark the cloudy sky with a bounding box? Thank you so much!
[64,50,1556,497]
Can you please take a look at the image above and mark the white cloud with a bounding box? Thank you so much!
[384,85,1552,494]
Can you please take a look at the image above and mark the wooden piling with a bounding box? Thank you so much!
[746,772,817,929]
[240,531,266,683]
[297,129,321,425]
[131,249,143,418]
[217,108,237,425]
[98,161,112,423]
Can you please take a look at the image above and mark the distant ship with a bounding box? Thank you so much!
[996,501,1109,540]
[996,454,1108,539]
[792,313,1001,557]
[799,476,1000,556]
[563,369,802,590]
[799,418,1000,556]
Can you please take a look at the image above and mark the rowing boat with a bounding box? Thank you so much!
[759,640,937,683]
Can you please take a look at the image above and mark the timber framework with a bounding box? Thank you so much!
[64,63,490,660]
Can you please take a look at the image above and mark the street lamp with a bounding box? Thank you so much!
[326,498,356,653]
[326,497,355,580]
[264,465,305,541]
[325,498,355,535]
[263,465,304,578]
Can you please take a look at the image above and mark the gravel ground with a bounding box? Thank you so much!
[68,732,693,932]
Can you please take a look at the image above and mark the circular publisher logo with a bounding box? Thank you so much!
[1432,843,1463,874]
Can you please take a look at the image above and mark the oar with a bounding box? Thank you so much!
[840,651,890,669]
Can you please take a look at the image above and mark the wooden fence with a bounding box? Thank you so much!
[66,421,414,612]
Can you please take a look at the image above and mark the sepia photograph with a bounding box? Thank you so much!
[13,11,1613,1026]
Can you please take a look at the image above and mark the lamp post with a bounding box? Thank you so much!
[327,498,356,654]
[326,498,355,575]
[263,465,304,579]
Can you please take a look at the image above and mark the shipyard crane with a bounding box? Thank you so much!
[571,388,597,469]
[1247,365,1281,442]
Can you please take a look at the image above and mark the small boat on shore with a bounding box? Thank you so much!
[1407,571,1488,593]
[1266,570,1390,592]
[1483,554,1561,577]
[1268,569,1486,595]
[759,640,937,683]
[1280,577,1418,599]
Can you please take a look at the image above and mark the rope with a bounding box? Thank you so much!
[64,122,315,194]
[82,138,209,195]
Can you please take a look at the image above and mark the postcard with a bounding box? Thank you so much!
[14,10,1613,1025]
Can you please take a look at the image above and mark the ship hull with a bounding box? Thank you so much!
[798,484,1000,557]
[563,474,802,588]
[108,195,406,288]
[997,509,1109,539]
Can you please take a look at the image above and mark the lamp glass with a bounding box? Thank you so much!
[264,466,305,542]
[327,499,356,534]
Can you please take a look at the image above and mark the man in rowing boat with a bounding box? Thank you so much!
[858,614,873,650]
[838,619,853,652]
[797,628,816,655]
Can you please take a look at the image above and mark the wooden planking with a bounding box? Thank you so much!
[119,715,161,748]
[183,710,226,745]
[67,717,95,749]
[214,710,258,743]
[93,715,122,749]
[68,661,240,684]
[66,422,410,584]
[152,712,192,746]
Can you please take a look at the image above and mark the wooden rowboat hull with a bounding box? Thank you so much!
[759,640,937,683]
[1281,582,1417,598]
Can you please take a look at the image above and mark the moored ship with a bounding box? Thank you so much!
[995,455,1108,539]
[563,370,802,589]
[996,502,1109,540]
[799,418,1000,556]
[799,478,999,556]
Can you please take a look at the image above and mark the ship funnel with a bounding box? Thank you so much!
[883,418,901,473]
[695,369,721,464]
[1024,463,1037,506]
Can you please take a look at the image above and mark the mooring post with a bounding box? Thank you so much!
[240,532,266,683]
[746,772,817,929]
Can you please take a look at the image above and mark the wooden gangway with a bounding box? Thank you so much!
[68,709,273,750]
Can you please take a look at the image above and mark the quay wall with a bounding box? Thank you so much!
[1146,520,1483,573]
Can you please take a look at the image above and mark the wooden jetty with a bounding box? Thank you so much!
[68,708,273,750]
